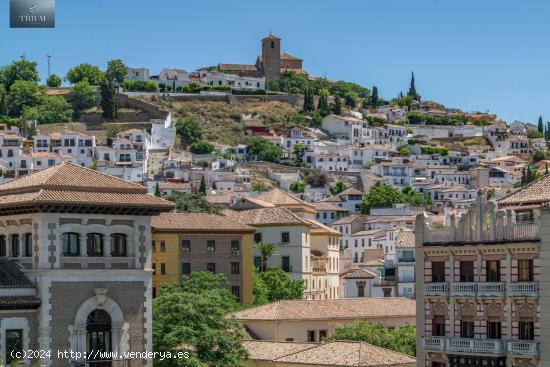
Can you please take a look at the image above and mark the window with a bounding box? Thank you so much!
[285,338,294,342]
[207,240,216,252]
[181,239,190,252]
[432,315,446,337]
[5,329,23,364]
[87,233,103,257]
[231,286,240,300]
[62,233,79,256]
[270,40,275,48]
[432,261,445,282]
[487,320,501,339]
[152,240,156,252]
[231,262,240,275]
[281,232,290,243]
[0,235,5,257]
[518,259,534,281]
[160,240,166,252]
[319,330,327,340]
[181,263,191,276]
[519,320,534,340]
[460,261,474,282]
[152,287,157,298]
[111,234,127,257]
[24,233,32,257]
[231,240,240,252]
[254,233,262,243]
[307,330,315,342]
[160,263,166,275]
[207,262,216,273]
[460,319,474,338]
[152,263,156,273]
[254,256,262,269]
[486,260,500,282]
[282,256,290,272]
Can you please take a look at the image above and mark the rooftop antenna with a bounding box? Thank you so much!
[46,55,51,77]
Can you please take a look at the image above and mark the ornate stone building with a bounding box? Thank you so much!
[0,162,174,366]
[415,184,549,367]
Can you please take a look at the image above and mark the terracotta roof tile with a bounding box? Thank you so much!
[231,298,415,321]
[256,188,315,209]
[152,213,255,233]
[498,174,550,206]
[340,268,377,279]
[395,230,415,248]
[0,258,35,288]
[225,207,311,227]
[311,202,349,212]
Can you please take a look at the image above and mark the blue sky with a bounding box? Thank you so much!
[1,0,549,123]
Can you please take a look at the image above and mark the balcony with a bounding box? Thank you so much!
[509,282,538,297]
[451,282,477,297]
[477,282,506,297]
[447,338,505,354]
[423,336,445,351]
[508,340,539,356]
[424,282,449,296]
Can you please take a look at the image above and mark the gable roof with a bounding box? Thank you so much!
[497,174,550,206]
[395,230,415,248]
[152,213,255,233]
[311,201,349,212]
[218,63,258,72]
[332,214,365,225]
[0,258,35,288]
[256,188,315,210]
[303,218,341,235]
[231,298,415,321]
[340,268,377,279]
[225,207,311,227]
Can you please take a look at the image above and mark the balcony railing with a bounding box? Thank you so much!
[509,282,538,297]
[447,338,505,354]
[508,340,539,356]
[451,282,477,297]
[424,282,449,296]
[423,336,445,350]
[477,282,506,297]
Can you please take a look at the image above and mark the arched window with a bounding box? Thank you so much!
[87,310,111,360]
[0,235,5,257]
[11,234,19,257]
[87,233,104,257]
[270,40,275,49]
[62,232,80,256]
[111,234,127,257]
[24,233,32,257]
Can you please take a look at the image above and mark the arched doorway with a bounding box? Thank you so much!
[86,310,112,365]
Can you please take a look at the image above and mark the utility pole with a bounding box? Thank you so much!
[46,55,51,77]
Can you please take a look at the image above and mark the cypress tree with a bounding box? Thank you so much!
[198,176,207,196]
[546,121,550,140]
[370,86,379,108]
[317,89,330,116]
[538,116,544,133]
[407,72,419,101]
[303,89,314,112]
[154,182,161,197]
[333,95,343,115]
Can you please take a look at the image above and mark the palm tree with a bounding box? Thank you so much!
[255,242,277,272]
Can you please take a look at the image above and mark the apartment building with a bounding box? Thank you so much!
[0,162,174,367]
[416,187,547,367]
[151,213,255,303]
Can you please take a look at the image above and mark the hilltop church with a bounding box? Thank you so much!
[216,34,306,80]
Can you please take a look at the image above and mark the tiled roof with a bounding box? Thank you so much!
[0,162,175,212]
[303,218,341,235]
[395,230,415,248]
[338,187,365,196]
[498,174,550,206]
[340,268,377,279]
[225,207,311,227]
[332,214,364,225]
[218,64,258,72]
[311,202,349,212]
[0,296,41,310]
[152,213,255,233]
[256,188,315,210]
[243,341,415,366]
[281,52,302,61]
[0,258,35,288]
[231,298,415,321]
[351,229,381,237]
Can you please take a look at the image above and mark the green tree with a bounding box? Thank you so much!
[46,74,62,87]
[330,321,416,356]
[402,185,431,207]
[486,188,496,199]
[289,181,306,193]
[304,169,327,188]
[105,59,127,87]
[310,111,322,127]
[546,122,550,141]
[0,85,7,115]
[99,76,118,119]
[255,242,277,272]
[360,182,405,214]
[153,272,248,367]
[190,140,215,154]
[397,145,411,156]
[8,80,40,116]
[23,95,72,124]
[66,63,104,85]
[407,71,419,101]
[332,95,343,115]
[344,91,358,108]
[175,117,203,148]
[70,80,97,118]
[538,116,544,133]
[317,89,330,116]
[167,192,219,213]
[527,130,544,139]
[368,86,379,108]
[246,137,283,163]
[330,181,347,195]
[302,88,314,113]
[155,182,162,197]
[198,176,207,196]
[1,59,39,91]
[253,268,304,303]
[532,149,549,162]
